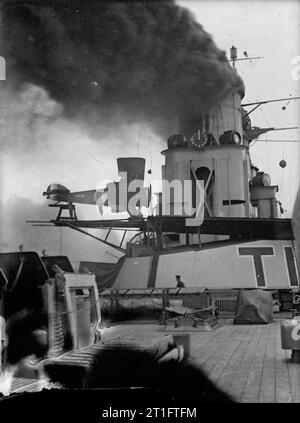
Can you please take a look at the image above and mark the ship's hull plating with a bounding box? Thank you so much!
[113,240,299,290]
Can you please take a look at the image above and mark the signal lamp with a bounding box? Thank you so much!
[219,130,242,145]
[251,171,271,187]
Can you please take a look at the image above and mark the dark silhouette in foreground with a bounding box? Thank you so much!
[44,343,234,404]
[2,308,234,408]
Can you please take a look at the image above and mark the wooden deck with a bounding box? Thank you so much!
[8,317,300,402]
[189,319,300,403]
[101,317,300,403]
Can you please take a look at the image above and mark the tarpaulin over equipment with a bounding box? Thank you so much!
[0,252,49,318]
[41,256,74,277]
[78,256,126,290]
[234,289,273,324]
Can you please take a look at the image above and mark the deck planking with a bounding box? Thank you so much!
[258,322,276,403]
[104,318,299,403]
[8,318,300,402]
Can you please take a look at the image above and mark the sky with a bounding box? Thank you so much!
[1,0,299,265]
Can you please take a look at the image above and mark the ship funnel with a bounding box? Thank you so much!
[117,157,146,184]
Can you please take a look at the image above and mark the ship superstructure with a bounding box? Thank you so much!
[39,83,299,291]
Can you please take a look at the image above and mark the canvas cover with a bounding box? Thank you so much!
[0,252,49,318]
[79,256,126,290]
[41,256,74,277]
[234,289,273,324]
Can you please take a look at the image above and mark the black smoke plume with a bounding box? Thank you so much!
[0,0,243,137]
